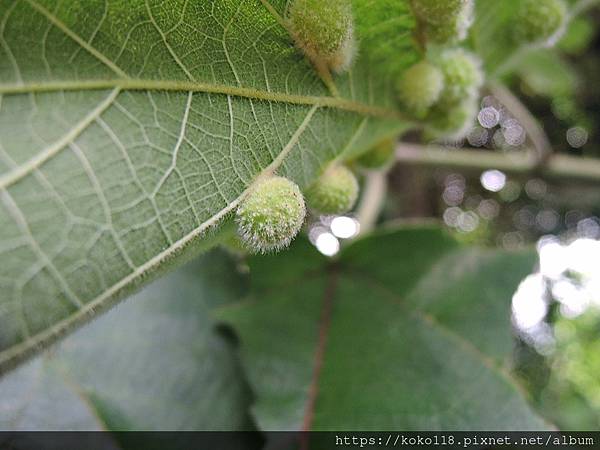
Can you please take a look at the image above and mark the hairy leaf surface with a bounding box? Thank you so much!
[0,0,417,372]
[219,226,549,431]
[0,251,254,438]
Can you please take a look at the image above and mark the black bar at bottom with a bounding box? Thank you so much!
[0,431,599,450]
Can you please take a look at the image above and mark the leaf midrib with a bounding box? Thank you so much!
[305,269,536,429]
[13,0,399,118]
[0,104,320,375]
[0,79,401,191]
[302,266,338,433]
[217,253,542,430]
[0,79,401,118]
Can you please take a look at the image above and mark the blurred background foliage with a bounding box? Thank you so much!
[370,3,600,429]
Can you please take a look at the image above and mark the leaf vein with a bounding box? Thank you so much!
[0,87,120,189]
[144,0,195,81]
[0,190,83,309]
[0,79,402,120]
[1,1,23,84]
[352,270,532,400]
[24,0,128,79]
[0,104,320,374]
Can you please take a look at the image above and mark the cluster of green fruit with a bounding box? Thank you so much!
[397,48,483,138]
[398,0,567,138]
[236,167,358,253]
[399,0,482,138]
[233,0,569,254]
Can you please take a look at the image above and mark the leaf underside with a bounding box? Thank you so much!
[0,251,254,437]
[220,227,549,431]
[0,0,417,373]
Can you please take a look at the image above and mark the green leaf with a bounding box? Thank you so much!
[219,226,550,430]
[558,15,597,54]
[537,308,600,430]
[0,250,253,434]
[473,0,586,78]
[472,0,521,75]
[515,50,580,98]
[0,0,417,373]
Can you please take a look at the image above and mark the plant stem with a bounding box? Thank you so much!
[571,0,600,17]
[356,170,388,233]
[488,82,553,167]
[395,143,600,183]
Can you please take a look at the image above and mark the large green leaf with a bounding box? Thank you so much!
[0,250,254,437]
[219,226,550,430]
[472,0,589,77]
[472,0,521,75]
[515,49,580,99]
[0,0,417,373]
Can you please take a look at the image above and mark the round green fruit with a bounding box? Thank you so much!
[427,96,478,139]
[288,0,356,73]
[425,0,474,44]
[306,165,359,215]
[515,0,567,46]
[412,0,467,25]
[236,176,306,253]
[436,49,483,104]
[397,60,445,117]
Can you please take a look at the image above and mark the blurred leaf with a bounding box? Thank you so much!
[558,16,597,55]
[538,308,600,430]
[516,50,580,98]
[473,0,590,77]
[0,0,415,373]
[219,226,549,430]
[351,0,418,77]
[0,250,254,435]
[472,0,521,75]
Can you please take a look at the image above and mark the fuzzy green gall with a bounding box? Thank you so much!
[397,61,444,117]
[428,96,478,139]
[306,165,359,215]
[288,0,356,73]
[436,49,483,104]
[425,0,474,44]
[412,0,467,25]
[515,0,567,46]
[236,176,306,253]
